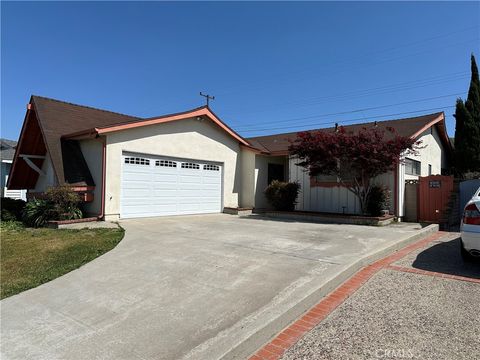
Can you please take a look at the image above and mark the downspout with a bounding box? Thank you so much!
[94,136,106,220]
[394,163,399,220]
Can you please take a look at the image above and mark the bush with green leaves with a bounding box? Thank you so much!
[22,186,83,227]
[1,198,26,221]
[44,186,82,220]
[366,185,391,216]
[22,199,53,227]
[264,181,301,211]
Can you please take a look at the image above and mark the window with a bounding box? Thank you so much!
[156,160,177,167]
[312,162,354,184]
[124,157,150,165]
[428,164,432,176]
[204,164,220,171]
[405,158,421,176]
[267,164,285,184]
[181,162,200,169]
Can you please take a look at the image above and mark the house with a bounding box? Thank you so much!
[247,113,452,218]
[1,138,26,200]
[7,96,451,221]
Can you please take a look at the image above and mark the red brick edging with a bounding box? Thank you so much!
[249,231,446,360]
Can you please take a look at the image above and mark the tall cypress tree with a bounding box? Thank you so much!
[454,54,480,174]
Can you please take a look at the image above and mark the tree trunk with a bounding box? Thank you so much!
[345,177,371,215]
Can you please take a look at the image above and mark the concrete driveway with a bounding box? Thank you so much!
[1,214,434,360]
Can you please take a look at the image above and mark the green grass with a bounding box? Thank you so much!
[0,221,124,299]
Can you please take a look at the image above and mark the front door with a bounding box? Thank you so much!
[267,163,285,184]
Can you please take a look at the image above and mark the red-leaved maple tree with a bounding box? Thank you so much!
[288,125,421,215]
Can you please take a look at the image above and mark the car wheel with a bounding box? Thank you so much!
[460,241,473,262]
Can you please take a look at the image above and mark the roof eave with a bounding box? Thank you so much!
[94,107,251,146]
[410,112,452,153]
[61,128,100,140]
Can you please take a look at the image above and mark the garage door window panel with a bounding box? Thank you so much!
[125,157,150,165]
[181,162,200,169]
[204,164,220,171]
[156,160,177,167]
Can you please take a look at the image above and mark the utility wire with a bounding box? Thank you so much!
[214,33,479,95]
[213,26,478,94]
[238,106,456,135]
[226,72,468,119]
[233,92,464,130]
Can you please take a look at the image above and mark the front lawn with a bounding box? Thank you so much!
[1,222,124,299]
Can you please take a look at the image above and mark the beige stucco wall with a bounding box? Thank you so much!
[104,118,242,219]
[240,149,256,208]
[79,139,103,216]
[33,156,56,192]
[404,126,446,180]
[254,155,288,209]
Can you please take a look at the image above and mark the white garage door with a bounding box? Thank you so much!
[121,154,222,218]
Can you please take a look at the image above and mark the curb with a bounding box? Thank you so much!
[223,224,440,360]
[247,226,443,360]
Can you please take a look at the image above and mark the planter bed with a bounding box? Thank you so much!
[262,210,395,226]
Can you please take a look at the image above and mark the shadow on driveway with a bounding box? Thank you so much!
[412,237,480,279]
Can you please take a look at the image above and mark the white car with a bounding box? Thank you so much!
[461,186,480,260]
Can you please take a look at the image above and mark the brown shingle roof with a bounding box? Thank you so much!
[19,96,449,188]
[246,112,446,154]
[29,96,250,185]
[32,96,141,184]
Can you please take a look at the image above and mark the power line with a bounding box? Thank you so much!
[238,106,456,135]
[225,72,468,120]
[233,92,464,130]
[212,26,478,94]
[265,74,467,109]
[213,32,479,96]
[224,37,476,97]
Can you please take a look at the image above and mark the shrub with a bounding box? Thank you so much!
[264,181,301,211]
[22,199,53,227]
[44,186,82,220]
[22,186,83,227]
[1,198,26,221]
[366,185,391,216]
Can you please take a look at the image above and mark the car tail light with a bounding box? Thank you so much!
[464,203,480,225]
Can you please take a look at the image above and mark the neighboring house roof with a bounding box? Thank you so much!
[0,138,17,161]
[246,112,451,155]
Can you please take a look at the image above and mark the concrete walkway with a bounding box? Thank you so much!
[1,214,436,360]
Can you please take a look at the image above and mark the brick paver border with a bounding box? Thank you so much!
[249,231,451,360]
